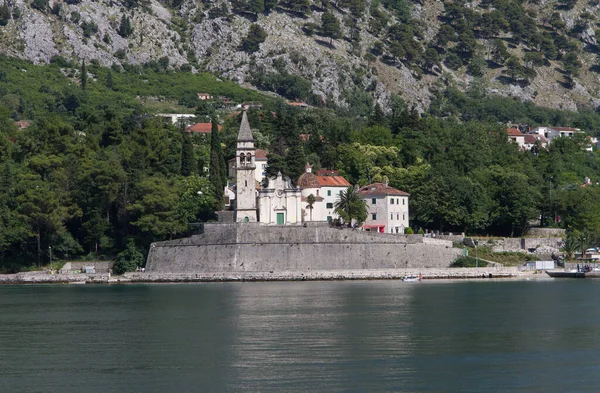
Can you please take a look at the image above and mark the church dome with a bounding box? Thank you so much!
[297,172,320,188]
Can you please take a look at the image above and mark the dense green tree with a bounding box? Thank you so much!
[176,175,217,223]
[118,15,134,38]
[80,60,87,90]
[208,118,225,209]
[181,133,197,176]
[128,175,186,240]
[321,12,341,46]
[264,0,277,13]
[504,56,523,81]
[0,4,11,26]
[241,24,267,53]
[112,240,144,274]
[563,52,582,77]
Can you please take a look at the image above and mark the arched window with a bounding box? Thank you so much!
[240,153,245,165]
[246,153,252,164]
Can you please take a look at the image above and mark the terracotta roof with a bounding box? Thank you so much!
[316,176,350,187]
[255,149,268,160]
[524,134,548,144]
[186,123,222,133]
[506,128,523,136]
[359,183,409,197]
[297,171,321,188]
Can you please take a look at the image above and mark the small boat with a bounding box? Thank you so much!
[402,275,421,282]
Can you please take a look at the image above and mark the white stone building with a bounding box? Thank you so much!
[258,172,302,225]
[297,165,351,223]
[359,183,410,234]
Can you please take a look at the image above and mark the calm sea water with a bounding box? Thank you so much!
[2,279,600,392]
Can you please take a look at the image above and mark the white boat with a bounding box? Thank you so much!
[402,276,421,282]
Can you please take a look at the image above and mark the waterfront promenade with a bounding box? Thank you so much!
[0,267,538,284]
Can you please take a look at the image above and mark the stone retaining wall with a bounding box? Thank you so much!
[59,261,113,273]
[146,224,462,273]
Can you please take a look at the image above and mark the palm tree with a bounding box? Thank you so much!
[561,236,579,261]
[334,185,367,227]
[576,230,596,259]
[306,194,316,222]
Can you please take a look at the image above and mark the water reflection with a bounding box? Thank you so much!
[3,280,600,392]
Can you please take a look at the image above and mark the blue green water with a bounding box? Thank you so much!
[2,279,600,392]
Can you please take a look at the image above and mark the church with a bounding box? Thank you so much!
[233,111,302,225]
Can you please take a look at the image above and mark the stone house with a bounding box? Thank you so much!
[359,183,410,234]
[507,128,525,149]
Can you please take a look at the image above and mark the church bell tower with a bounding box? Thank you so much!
[235,110,257,222]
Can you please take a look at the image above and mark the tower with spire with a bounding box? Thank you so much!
[235,111,257,222]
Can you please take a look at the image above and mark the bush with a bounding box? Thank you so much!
[112,241,144,275]
[417,228,424,235]
[241,24,267,53]
[404,227,414,234]
[451,256,488,267]
[0,4,11,26]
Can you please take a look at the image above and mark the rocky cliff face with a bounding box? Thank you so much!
[1,0,600,113]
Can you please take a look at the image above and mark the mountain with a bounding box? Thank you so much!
[1,0,600,114]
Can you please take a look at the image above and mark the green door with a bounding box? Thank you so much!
[277,213,285,225]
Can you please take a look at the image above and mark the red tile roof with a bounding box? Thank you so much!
[524,134,548,144]
[255,149,268,160]
[316,176,350,187]
[359,183,409,197]
[506,128,523,136]
[186,123,222,133]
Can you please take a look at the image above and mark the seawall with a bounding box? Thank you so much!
[146,224,462,274]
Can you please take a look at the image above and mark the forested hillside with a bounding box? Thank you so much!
[1,0,600,112]
[2,56,600,271]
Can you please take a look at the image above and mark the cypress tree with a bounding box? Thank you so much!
[181,132,196,176]
[209,118,224,209]
[105,71,113,89]
[80,60,87,90]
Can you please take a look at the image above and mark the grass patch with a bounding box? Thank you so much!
[468,246,538,266]
[451,256,488,268]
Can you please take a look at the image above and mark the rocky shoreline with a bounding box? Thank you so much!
[0,268,540,284]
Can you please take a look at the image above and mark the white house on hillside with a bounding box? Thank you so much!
[359,183,410,234]
[529,126,584,143]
